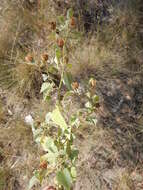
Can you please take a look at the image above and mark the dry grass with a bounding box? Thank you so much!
[70,0,143,77]
[0,120,39,190]
[0,0,143,189]
[14,63,42,98]
[0,0,54,95]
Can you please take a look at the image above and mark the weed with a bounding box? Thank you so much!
[28,8,99,190]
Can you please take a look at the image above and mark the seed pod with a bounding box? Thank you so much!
[71,82,79,90]
[89,78,96,88]
[57,38,64,48]
[41,53,49,62]
[25,54,34,63]
[39,161,47,169]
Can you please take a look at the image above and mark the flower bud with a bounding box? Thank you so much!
[57,38,64,48]
[89,78,96,88]
[70,17,76,28]
[41,53,49,62]
[71,82,79,90]
[25,54,34,63]
[39,161,47,169]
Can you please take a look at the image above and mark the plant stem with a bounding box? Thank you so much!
[58,69,64,104]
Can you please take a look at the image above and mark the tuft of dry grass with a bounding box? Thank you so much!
[14,63,42,98]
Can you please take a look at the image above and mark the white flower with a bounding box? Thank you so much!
[25,114,34,126]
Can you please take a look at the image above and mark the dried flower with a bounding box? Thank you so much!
[49,21,56,30]
[57,38,64,48]
[25,54,34,63]
[71,82,79,90]
[41,53,49,62]
[89,78,96,88]
[70,17,76,28]
[39,161,47,169]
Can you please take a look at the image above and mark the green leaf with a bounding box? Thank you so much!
[86,92,91,98]
[40,82,49,93]
[42,74,48,81]
[85,101,92,109]
[41,82,54,101]
[55,48,62,61]
[41,152,57,165]
[92,95,99,104]
[45,112,52,124]
[86,117,97,125]
[51,106,68,130]
[45,95,51,102]
[56,168,73,190]
[58,15,65,24]
[28,176,39,190]
[70,149,79,161]
[48,65,58,75]
[63,72,73,90]
[34,170,46,184]
[67,8,73,19]
[33,128,43,141]
[66,141,72,156]
[40,82,54,94]
[70,115,80,127]
[66,64,73,69]
[41,136,58,153]
[71,167,77,178]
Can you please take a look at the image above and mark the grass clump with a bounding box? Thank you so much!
[15,63,42,98]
